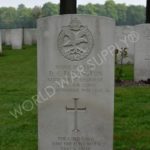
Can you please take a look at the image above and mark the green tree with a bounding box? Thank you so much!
[94,4,106,16]
[78,3,106,16]
[105,0,118,20]
[0,7,16,28]
[41,2,58,16]
[126,5,145,25]
[0,2,147,28]
[84,3,97,15]
[78,5,87,14]
[116,3,127,25]
[16,4,34,28]
[32,6,42,19]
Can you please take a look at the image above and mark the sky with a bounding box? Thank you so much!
[0,0,146,8]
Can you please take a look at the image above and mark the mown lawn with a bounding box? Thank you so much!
[115,86,150,150]
[115,64,134,81]
[0,46,37,150]
[0,46,150,150]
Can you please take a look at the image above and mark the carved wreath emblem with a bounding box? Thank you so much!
[57,17,94,61]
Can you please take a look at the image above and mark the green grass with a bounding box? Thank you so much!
[121,64,134,80]
[114,86,150,150]
[115,64,134,81]
[0,46,37,150]
[0,46,150,150]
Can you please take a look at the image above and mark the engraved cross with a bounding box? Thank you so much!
[66,98,86,133]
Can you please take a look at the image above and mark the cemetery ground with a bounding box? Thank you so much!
[0,46,150,150]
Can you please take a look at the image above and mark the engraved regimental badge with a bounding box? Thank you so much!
[57,17,94,61]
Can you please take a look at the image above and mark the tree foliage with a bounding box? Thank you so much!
[0,1,146,29]
[105,0,118,20]
[42,2,58,16]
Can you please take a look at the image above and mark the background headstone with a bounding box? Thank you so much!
[11,29,23,49]
[24,29,33,45]
[115,26,135,64]
[5,29,11,46]
[0,31,2,54]
[0,29,6,44]
[24,28,36,45]
[31,28,37,44]
[38,15,115,150]
[134,24,150,81]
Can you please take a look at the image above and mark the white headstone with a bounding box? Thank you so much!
[115,26,135,64]
[134,24,150,81]
[1,29,6,44]
[38,15,115,150]
[24,29,34,45]
[11,29,23,49]
[23,28,37,45]
[0,31,2,54]
[5,29,11,45]
[31,28,37,44]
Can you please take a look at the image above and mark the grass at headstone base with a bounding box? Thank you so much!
[116,64,134,81]
[0,46,150,150]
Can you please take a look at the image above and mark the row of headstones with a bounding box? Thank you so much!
[115,24,150,81]
[0,25,149,82]
[0,28,37,50]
